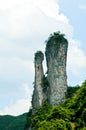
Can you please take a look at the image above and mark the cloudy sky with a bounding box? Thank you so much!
[0,0,86,115]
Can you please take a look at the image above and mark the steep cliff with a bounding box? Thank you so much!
[32,51,44,111]
[32,32,68,111]
[45,32,68,106]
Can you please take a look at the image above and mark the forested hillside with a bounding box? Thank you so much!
[25,81,86,130]
[0,113,27,130]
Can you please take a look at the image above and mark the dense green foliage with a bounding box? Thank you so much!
[0,113,27,130]
[26,80,86,130]
[67,85,80,98]
[27,103,73,130]
[65,81,86,129]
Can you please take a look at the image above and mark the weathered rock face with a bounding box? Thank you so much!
[45,38,68,106]
[32,32,68,110]
[32,51,44,111]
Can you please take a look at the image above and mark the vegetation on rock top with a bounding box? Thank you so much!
[45,31,67,45]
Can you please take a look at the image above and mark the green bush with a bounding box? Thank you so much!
[38,119,72,130]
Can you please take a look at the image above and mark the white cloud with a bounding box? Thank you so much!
[0,83,33,116]
[67,39,86,76]
[21,83,33,99]
[0,99,30,116]
[33,0,68,22]
[0,0,71,39]
[0,57,34,81]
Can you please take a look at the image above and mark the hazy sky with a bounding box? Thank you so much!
[0,0,86,115]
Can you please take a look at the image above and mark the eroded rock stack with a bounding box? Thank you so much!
[32,51,44,111]
[45,35,68,106]
[32,32,68,111]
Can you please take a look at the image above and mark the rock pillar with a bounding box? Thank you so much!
[32,51,44,111]
[45,35,68,106]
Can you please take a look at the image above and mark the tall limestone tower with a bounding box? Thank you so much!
[45,32,68,106]
[32,51,44,111]
[32,32,68,111]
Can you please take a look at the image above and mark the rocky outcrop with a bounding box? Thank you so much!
[32,32,68,111]
[45,36,68,106]
[32,51,44,111]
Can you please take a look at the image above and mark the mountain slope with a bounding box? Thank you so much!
[0,113,27,130]
[26,81,86,130]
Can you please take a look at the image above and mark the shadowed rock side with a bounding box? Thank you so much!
[32,32,68,111]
